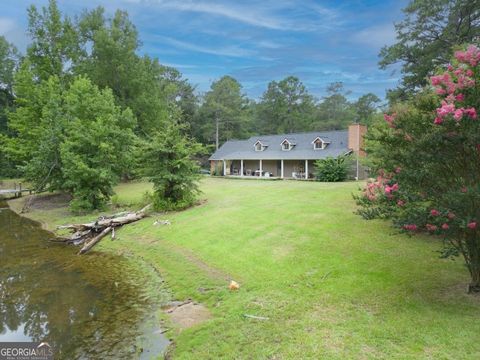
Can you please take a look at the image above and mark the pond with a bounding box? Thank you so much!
[0,201,170,359]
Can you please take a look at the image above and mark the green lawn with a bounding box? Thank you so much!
[10,178,480,359]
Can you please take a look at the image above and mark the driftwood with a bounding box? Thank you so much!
[57,205,151,254]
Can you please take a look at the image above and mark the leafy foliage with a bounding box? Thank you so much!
[139,118,202,211]
[379,0,480,100]
[314,156,350,182]
[0,36,20,177]
[7,73,135,211]
[60,77,136,211]
[357,45,480,291]
[256,76,315,134]
[195,76,250,145]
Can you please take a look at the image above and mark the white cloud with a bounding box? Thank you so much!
[352,23,397,49]
[155,35,255,58]
[140,0,338,32]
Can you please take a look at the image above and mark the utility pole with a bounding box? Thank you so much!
[215,115,219,150]
[355,116,360,181]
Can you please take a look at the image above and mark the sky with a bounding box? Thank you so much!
[0,0,408,101]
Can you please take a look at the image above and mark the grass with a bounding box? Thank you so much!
[9,177,480,359]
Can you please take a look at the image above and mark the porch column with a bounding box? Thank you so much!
[223,160,227,176]
[240,159,244,177]
[281,159,284,179]
[305,160,308,179]
[259,159,263,176]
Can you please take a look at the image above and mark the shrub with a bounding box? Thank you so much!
[139,119,203,211]
[314,156,350,182]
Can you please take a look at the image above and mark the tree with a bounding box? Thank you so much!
[60,77,136,211]
[75,8,172,135]
[353,93,382,126]
[7,71,136,210]
[314,82,355,130]
[139,117,202,211]
[197,76,250,147]
[0,36,20,177]
[314,156,350,182]
[256,76,315,134]
[6,62,66,189]
[379,0,480,100]
[27,0,80,81]
[356,45,480,292]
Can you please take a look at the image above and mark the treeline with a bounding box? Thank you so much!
[190,77,382,147]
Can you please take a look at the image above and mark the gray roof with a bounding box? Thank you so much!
[209,130,351,160]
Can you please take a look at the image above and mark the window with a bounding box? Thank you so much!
[282,142,290,150]
[312,137,328,150]
[255,141,264,151]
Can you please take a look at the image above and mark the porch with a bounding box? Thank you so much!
[212,159,316,179]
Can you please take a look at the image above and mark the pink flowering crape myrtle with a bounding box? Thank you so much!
[356,44,480,293]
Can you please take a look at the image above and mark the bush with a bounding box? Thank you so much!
[314,156,350,182]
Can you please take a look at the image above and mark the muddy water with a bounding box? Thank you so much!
[0,201,169,359]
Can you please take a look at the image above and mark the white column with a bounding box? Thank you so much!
[240,160,244,177]
[259,159,263,176]
[305,160,308,179]
[281,159,284,179]
[223,160,227,176]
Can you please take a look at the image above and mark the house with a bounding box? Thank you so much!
[209,124,367,179]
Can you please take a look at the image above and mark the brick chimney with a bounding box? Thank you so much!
[348,124,367,157]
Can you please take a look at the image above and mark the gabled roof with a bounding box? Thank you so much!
[209,130,351,160]
[311,136,330,144]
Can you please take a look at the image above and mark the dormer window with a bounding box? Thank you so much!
[254,140,266,151]
[280,139,294,151]
[312,137,329,150]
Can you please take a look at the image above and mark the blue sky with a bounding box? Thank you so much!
[0,0,408,100]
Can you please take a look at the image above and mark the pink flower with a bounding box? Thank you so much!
[447,212,456,220]
[391,183,399,192]
[384,113,396,128]
[464,107,477,120]
[461,187,468,193]
[468,222,477,230]
[426,224,438,232]
[431,75,443,86]
[395,167,401,174]
[453,108,464,121]
[466,69,474,77]
[434,117,443,125]
[455,45,480,66]
[403,224,417,231]
[430,209,440,216]
[441,223,450,230]
[397,200,405,207]
[436,102,455,117]
[455,93,465,102]
[435,88,446,95]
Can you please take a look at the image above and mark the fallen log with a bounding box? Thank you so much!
[57,204,152,254]
[78,226,112,254]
